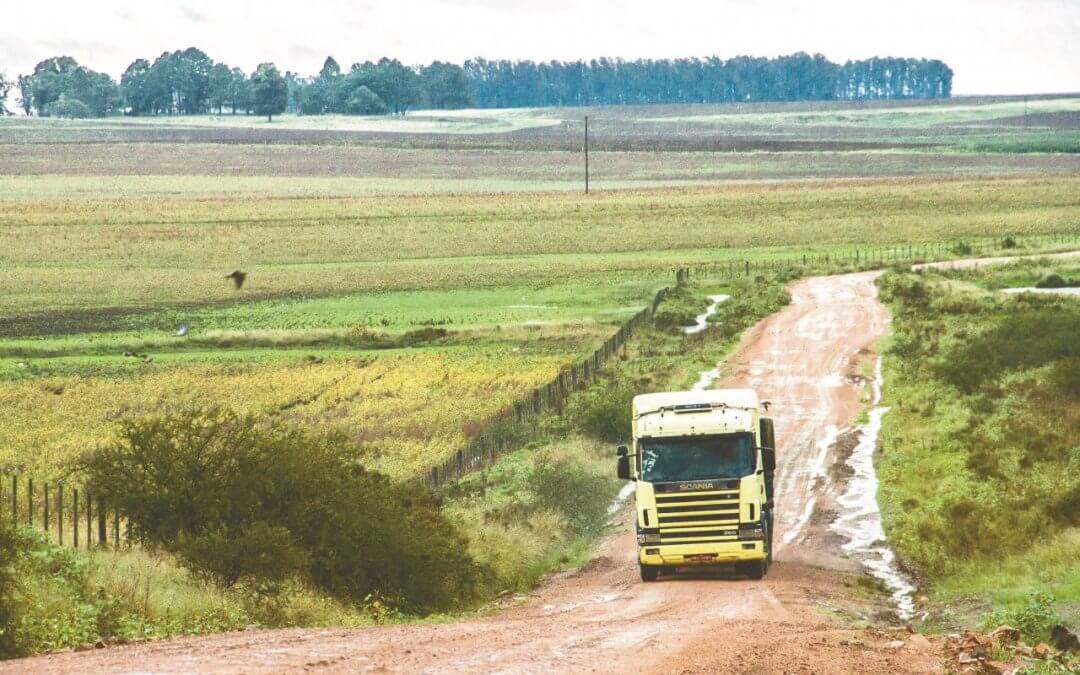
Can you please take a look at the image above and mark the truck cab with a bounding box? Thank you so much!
[616,389,776,581]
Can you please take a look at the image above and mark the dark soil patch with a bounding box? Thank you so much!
[828,428,862,482]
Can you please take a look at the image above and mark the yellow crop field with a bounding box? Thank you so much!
[0,349,565,479]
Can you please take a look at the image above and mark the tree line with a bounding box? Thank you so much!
[3,49,952,119]
[465,54,953,107]
[14,52,288,120]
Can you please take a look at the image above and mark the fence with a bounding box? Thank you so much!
[0,473,126,549]
[629,232,1080,282]
[423,267,690,488]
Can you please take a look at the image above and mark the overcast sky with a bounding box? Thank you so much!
[2,0,1079,97]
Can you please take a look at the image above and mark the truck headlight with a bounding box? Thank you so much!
[637,532,661,545]
[738,525,764,540]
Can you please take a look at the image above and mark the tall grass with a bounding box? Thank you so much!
[877,267,1080,632]
[1,526,370,656]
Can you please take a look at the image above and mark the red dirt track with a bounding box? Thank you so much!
[5,272,949,674]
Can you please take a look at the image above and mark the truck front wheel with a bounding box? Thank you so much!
[640,564,659,582]
[744,559,767,580]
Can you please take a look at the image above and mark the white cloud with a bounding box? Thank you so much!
[1,0,1077,103]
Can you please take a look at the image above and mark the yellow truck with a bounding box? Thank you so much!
[616,389,776,581]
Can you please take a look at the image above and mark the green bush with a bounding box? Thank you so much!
[708,279,791,340]
[570,374,637,443]
[343,85,388,115]
[0,520,22,657]
[981,592,1063,643]
[952,241,973,255]
[529,453,615,535]
[175,523,308,590]
[652,285,710,333]
[44,95,93,119]
[81,407,486,613]
[932,308,1080,393]
[1035,273,1072,289]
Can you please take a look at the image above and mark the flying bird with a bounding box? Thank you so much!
[176,323,189,337]
[226,271,247,290]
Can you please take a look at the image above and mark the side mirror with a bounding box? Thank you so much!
[617,455,631,480]
[761,447,776,473]
[616,445,629,457]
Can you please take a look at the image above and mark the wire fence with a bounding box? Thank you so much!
[423,267,690,487]
[0,474,127,549]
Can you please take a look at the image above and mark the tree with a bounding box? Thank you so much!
[251,62,287,121]
[420,62,473,109]
[171,47,212,113]
[18,56,121,117]
[208,62,233,114]
[319,56,341,80]
[229,67,252,114]
[0,72,11,115]
[349,58,422,114]
[121,59,154,114]
[15,75,31,114]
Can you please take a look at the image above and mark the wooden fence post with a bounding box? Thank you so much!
[86,491,92,547]
[58,485,64,546]
[43,483,49,533]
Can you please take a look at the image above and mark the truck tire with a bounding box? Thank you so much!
[640,564,659,582]
[764,511,774,565]
[746,559,767,580]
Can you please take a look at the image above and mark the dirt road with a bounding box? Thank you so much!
[7,272,944,674]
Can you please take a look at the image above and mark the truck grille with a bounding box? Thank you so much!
[655,487,741,544]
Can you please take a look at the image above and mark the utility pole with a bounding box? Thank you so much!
[584,115,590,194]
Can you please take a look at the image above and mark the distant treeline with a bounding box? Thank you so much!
[464,54,953,107]
[7,49,953,119]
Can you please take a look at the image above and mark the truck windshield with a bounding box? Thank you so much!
[640,434,755,482]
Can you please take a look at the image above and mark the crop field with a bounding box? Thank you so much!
[1,96,1078,489]
[0,347,574,479]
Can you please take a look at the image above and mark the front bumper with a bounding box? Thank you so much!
[639,540,764,566]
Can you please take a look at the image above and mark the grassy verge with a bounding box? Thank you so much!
[876,261,1080,640]
[2,526,371,657]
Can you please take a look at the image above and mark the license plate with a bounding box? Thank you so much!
[685,554,717,562]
